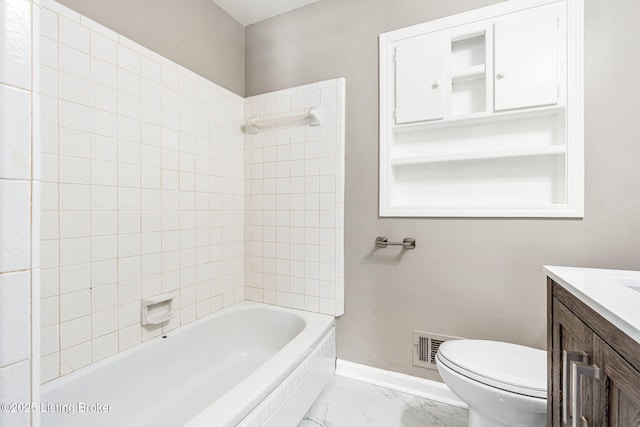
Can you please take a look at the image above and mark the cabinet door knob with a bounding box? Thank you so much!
[496,70,507,79]
[432,80,441,89]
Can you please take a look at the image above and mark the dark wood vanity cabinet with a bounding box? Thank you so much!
[548,278,640,426]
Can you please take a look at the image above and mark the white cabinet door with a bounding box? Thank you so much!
[494,3,561,111]
[394,34,445,124]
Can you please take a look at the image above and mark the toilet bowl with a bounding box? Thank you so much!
[436,340,547,427]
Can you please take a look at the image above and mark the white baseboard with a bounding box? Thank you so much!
[335,359,468,409]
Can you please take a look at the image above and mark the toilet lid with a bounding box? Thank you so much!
[437,340,547,399]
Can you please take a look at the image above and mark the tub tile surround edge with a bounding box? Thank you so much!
[39,0,246,383]
[243,79,346,317]
[39,0,345,384]
[0,0,40,424]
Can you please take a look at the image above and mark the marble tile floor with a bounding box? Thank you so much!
[298,375,468,427]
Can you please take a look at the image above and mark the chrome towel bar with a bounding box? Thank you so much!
[375,237,416,249]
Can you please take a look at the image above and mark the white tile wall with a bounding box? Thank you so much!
[244,79,345,316]
[40,0,245,383]
[0,0,38,423]
[38,0,345,386]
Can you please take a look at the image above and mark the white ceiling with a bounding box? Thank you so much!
[212,0,321,26]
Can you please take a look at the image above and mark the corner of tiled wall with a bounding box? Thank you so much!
[0,0,40,425]
[38,0,245,383]
[335,78,345,317]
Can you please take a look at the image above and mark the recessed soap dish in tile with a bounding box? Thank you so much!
[141,294,175,326]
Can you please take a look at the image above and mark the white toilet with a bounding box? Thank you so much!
[436,339,547,427]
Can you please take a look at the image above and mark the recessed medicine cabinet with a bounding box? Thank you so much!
[379,0,583,217]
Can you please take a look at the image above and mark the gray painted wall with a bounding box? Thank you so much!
[246,0,640,380]
[57,0,245,96]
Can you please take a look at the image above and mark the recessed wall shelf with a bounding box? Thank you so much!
[452,64,486,83]
[392,105,565,132]
[379,0,583,218]
[391,145,567,166]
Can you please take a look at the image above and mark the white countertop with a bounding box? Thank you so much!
[544,266,640,345]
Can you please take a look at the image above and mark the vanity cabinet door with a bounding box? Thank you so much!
[394,33,446,124]
[593,337,640,426]
[550,279,640,427]
[550,298,596,427]
[494,2,561,111]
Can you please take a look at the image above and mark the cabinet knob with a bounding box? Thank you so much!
[496,70,507,79]
[432,80,441,89]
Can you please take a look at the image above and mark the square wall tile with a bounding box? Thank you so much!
[91,283,117,312]
[41,352,59,383]
[118,45,140,74]
[59,315,91,349]
[40,35,58,69]
[40,267,59,298]
[91,57,117,88]
[60,341,91,375]
[59,156,90,184]
[40,7,58,40]
[60,72,90,106]
[91,83,117,112]
[41,324,60,356]
[60,100,90,132]
[0,84,31,180]
[0,180,31,273]
[59,16,89,52]
[59,211,90,238]
[90,260,117,288]
[59,44,89,79]
[91,307,117,337]
[0,0,32,89]
[91,134,117,162]
[141,57,161,83]
[0,271,30,367]
[59,263,90,294]
[41,153,58,182]
[59,183,90,210]
[59,127,90,158]
[91,31,117,64]
[59,238,90,266]
[91,186,117,211]
[92,332,118,362]
[60,289,91,322]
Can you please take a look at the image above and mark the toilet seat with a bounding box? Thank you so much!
[436,340,547,399]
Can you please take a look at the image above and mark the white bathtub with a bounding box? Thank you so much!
[41,302,336,427]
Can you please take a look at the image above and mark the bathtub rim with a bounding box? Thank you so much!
[41,301,335,426]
